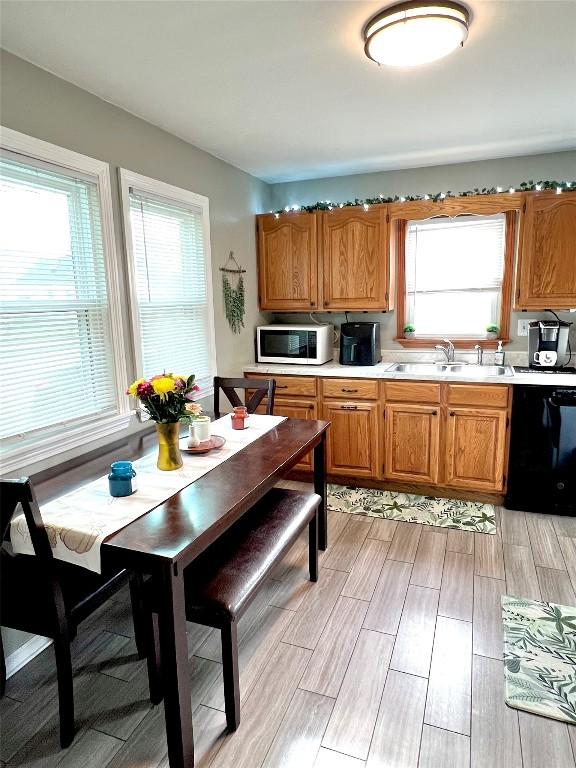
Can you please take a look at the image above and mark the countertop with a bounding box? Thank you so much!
[244,360,576,387]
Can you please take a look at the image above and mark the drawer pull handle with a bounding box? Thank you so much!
[432,410,437,416]
[341,404,358,410]
[276,385,288,389]
[342,388,359,393]
[450,411,455,416]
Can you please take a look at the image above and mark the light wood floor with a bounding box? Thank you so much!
[1,482,575,768]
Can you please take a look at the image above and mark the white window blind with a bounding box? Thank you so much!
[0,153,117,444]
[128,187,215,390]
[405,214,506,337]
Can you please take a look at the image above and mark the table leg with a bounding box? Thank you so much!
[314,433,327,551]
[157,562,194,767]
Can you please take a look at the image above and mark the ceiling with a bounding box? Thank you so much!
[1,0,575,183]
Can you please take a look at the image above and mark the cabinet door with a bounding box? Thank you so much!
[322,401,379,479]
[320,207,389,310]
[255,397,317,470]
[383,404,440,484]
[257,213,318,311]
[444,407,508,492]
[516,192,576,309]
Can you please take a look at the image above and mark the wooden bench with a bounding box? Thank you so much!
[145,487,320,730]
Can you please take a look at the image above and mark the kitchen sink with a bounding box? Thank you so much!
[388,363,514,377]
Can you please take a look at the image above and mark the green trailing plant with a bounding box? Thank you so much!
[271,179,575,214]
[486,324,500,333]
[404,324,416,333]
[222,272,245,334]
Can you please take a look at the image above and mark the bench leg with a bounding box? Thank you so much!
[146,611,164,705]
[309,511,319,582]
[54,628,75,748]
[221,622,240,731]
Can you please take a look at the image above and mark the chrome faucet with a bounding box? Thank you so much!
[474,344,484,365]
[435,338,455,363]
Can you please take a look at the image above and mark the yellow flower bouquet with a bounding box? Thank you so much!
[126,373,200,423]
[126,373,201,469]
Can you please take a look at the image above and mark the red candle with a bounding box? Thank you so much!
[231,406,248,430]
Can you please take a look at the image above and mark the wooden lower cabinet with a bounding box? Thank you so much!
[383,403,440,484]
[322,401,379,479]
[444,407,508,492]
[255,397,317,470]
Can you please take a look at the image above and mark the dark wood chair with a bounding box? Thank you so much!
[145,488,320,730]
[0,477,149,748]
[213,376,276,419]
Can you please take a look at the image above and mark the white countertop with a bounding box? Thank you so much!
[244,360,576,387]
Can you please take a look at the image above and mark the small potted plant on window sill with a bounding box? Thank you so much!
[404,324,416,339]
[486,324,499,340]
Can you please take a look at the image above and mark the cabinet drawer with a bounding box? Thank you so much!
[322,378,378,400]
[384,381,441,404]
[247,373,317,397]
[447,384,509,408]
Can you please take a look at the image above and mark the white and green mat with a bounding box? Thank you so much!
[327,484,496,534]
[503,595,576,723]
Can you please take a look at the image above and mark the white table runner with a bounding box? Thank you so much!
[10,414,286,573]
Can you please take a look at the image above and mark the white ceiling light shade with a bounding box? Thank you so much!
[363,1,470,67]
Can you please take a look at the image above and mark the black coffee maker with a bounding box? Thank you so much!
[339,322,381,366]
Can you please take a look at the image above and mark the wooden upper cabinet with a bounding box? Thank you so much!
[444,407,508,492]
[320,207,390,311]
[516,192,576,309]
[383,403,440,485]
[257,213,318,311]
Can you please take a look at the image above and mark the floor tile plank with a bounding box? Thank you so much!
[363,560,412,635]
[438,552,474,622]
[368,517,399,541]
[321,517,372,572]
[558,537,576,592]
[314,748,366,768]
[447,529,474,556]
[367,670,427,768]
[471,655,522,768]
[503,544,541,600]
[261,689,334,768]
[390,586,439,678]
[474,534,505,580]
[210,642,312,768]
[553,515,576,538]
[418,725,470,768]
[536,566,576,605]
[500,508,530,547]
[299,597,368,698]
[387,522,422,563]
[472,576,505,660]
[341,539,390,601]
[281,568,348,649]
[518,711,575,768]
[411,531,447,590]
[525,513,566,570]
[425,617,472,736]
[323,630,394,760]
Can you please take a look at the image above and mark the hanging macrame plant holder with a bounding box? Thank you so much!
[220,251,246,335]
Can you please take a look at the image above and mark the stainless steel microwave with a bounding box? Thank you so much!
[256,324,333,365]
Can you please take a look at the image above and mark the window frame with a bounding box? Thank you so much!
[392,196,519,348]
[119,167,217,399]
[0,126,131,474]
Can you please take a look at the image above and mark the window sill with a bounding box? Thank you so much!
[0,412,133,475]
[395,337,510,349]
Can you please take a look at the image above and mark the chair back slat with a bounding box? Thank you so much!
[1,477,54,561]
[213,377,276,419]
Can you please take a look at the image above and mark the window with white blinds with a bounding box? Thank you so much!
[405,214,506,337]
[0,151,121,447]
[122,171,215,393]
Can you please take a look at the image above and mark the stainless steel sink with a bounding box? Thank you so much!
[388,363,514,377]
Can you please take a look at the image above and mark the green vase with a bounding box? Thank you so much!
[155,422,183,471]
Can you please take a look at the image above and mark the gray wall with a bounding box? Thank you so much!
[269,151,576,352]
[0,49,271,477]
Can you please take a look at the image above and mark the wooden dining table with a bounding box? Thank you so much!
[34,417,329,768]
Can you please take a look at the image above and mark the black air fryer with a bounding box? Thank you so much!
[339,322,381,366]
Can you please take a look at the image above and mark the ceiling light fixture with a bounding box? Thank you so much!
[363,1,470,67]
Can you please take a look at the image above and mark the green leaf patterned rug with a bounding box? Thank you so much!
[502,595,576,723]
[327,484,496,534]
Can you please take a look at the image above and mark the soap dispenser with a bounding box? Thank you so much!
[494,340,505,366]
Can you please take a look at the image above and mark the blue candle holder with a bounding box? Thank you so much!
[108,461,137,497]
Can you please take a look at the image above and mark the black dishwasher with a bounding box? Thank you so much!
[506,385,576,515]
